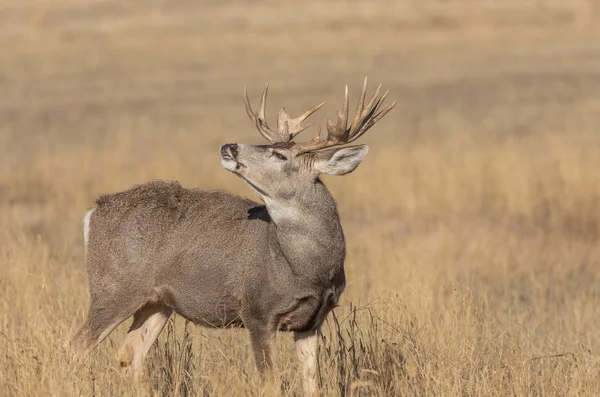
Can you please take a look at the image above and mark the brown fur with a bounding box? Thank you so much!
[72,179,347,365]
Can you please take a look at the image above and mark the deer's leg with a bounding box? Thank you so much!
[248,325,279,396]
[294,328,319,397]
[69,297,141,353]
[116,303,172,379]
[248,325,276,375]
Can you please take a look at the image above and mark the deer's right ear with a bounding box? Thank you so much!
[313,145,369,176]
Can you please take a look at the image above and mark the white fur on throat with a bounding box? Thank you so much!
[263,197,302,223]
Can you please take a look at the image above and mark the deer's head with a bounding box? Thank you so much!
[220,78,395,203]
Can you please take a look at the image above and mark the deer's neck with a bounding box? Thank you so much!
[264,180,346,283]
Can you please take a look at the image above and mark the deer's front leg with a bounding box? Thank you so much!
[248,325,275,375]
[248,325,280,395]
[294,328,319,397]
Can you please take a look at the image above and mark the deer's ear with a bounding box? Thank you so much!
[313,145,369,176]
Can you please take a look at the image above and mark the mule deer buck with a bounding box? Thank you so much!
[70,77,395,396]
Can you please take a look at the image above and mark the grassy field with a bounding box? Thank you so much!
[2,1,600,395]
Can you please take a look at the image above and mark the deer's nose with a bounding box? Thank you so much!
[220,144,238,159]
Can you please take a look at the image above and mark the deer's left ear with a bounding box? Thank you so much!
[313,145,369,176]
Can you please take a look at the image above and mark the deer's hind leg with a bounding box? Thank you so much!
[70,294,142,353]
[116,303,172,380]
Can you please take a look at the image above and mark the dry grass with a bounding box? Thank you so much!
[2,1,600,396]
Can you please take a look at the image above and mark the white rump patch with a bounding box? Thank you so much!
[83,208,95,250]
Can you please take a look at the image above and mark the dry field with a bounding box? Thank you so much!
[2,1,600,396]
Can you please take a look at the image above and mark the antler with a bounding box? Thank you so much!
[244,84,325,144]
[294,77,396,154]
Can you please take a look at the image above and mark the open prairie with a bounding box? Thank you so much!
[1,1,600,396]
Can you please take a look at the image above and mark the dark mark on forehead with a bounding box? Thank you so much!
[269,142,296,149]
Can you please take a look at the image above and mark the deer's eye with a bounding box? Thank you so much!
[272,152,288,161]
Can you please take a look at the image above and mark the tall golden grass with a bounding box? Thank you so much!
[2,1,600,396]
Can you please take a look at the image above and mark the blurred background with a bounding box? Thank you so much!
[1,1,600,396]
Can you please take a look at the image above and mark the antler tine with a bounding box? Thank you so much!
[345,82,383,139]
[337,85,350,140]
[244,84,281,144]
[244,84,324,144]
[277,101,325,141]
[243,85,254,120]
[349,77,368,134]
[362,83,383,118]
[244,84,289,143]
[257,85,281,143]
[348,97,396,144]
[257,84,269,124]
[313,122,322,141]
[346,87,389,143]
[294,78,396,154]
[325,85,349,144]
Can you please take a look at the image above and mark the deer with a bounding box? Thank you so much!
[69,77,395,396]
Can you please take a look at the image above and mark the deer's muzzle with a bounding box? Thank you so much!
[220,144,238,160]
